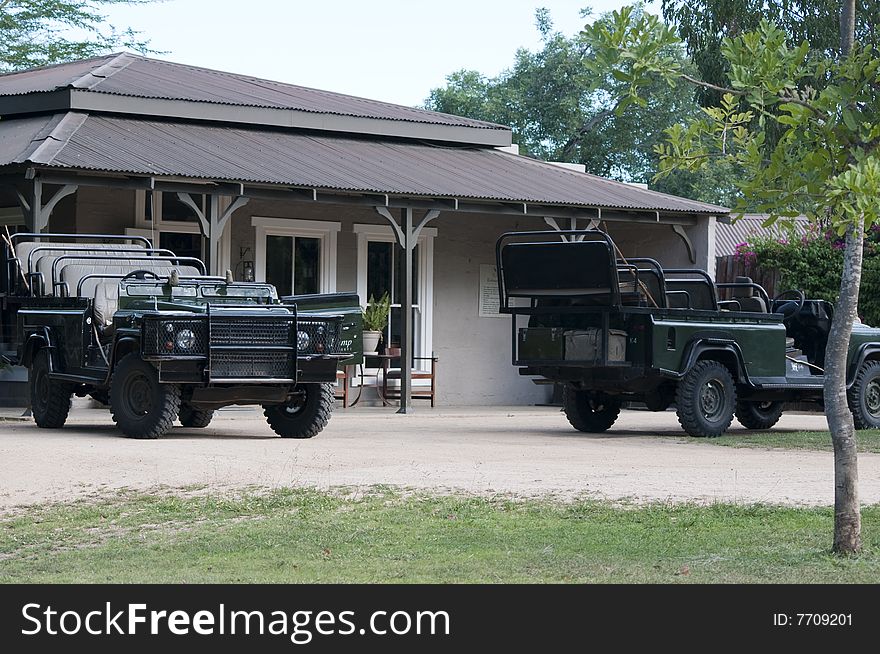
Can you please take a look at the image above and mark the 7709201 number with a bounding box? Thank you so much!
[797,614,851,626]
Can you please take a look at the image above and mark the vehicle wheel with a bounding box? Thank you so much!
[179,404,214,428]
[676,360,736,437]
[109,353,180,439]
[848,360,880,430]
[29,349,73,429]
[562,387,621,433]
[264,383,334,439]
[735,400,784,430]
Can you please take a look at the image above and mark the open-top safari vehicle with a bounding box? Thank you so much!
[0,232,361,439]
[496,230,880,437]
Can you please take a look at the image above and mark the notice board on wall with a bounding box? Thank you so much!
[479,264,504,318]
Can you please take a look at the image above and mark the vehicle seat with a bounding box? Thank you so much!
[665,279,716,310]
[731,276,768,313]
[60,263,201,326]
[15,242,145,295]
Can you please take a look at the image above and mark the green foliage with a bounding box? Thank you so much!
[424,6,723,198]
[738,225,880,325]
[585,10,880,233]
[362,293,390,332]
[0,0,159,72]
[661,0,880,106]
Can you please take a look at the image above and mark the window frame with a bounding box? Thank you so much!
[252,217,340,294]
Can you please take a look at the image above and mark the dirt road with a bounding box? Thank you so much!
[0,404,875,508]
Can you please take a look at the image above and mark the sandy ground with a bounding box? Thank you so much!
[0,402,876,509]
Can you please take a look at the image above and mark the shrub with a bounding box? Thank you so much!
[742,224,880,326]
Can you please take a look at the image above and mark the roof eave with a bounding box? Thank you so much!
[11,165,719,225]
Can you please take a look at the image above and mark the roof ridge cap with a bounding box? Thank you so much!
[114,55,508,130]
[27,112,90,164]
[70,52,136,90]
[0,52,118,80]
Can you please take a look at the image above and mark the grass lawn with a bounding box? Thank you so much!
[1,489,878,583]
[701,429,880,453]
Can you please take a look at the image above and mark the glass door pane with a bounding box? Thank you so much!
[367,241,392,301]
[394,244,419,305]
[294,237,321,295]
[266,235,293,297]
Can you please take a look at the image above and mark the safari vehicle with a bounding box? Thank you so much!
[496,230,880,437]
[0,232,361,439]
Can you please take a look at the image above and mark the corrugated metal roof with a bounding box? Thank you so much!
[0,54,117,95]
[716,214,810,256]
[0,112,727,215]
[0,53,506,131]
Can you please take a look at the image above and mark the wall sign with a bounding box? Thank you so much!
[479,264,504,318]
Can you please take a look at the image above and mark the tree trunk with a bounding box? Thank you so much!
[840,0,856,56]
[824,219,863,554]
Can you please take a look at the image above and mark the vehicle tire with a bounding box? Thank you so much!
[29,349,73,429]
[735,400,784,430]
[562,387,621,433]
[264,383,334,439]
[179,404,214,428]
[109,353,180,439]
[676,360,736,437]
[848,360,880,430]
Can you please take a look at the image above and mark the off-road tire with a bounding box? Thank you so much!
[179,405,214,428]
[562,387,621,433]
[735,400,784,430]
[110,353,180,439]
[29,349,73,429]
[676,360,736,437]
[264,383,334,439]
[848,360,880,430]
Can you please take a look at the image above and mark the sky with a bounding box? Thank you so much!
[100,0,660,107]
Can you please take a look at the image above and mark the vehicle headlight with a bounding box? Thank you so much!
[175,328,197,350]
[297,330,311,350]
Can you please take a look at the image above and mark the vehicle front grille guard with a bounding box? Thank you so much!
[204,303,345,383]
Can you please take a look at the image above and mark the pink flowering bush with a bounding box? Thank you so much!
[740,225,880,326]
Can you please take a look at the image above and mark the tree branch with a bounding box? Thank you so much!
[679,73,743,96]
[559,104,618,159]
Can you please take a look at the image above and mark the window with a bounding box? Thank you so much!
[265,234,321,296]
[252,217,340,296]
[133,191,205,259]
[355,223,436,361]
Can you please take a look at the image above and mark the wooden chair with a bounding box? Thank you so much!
[380,347,438,407]
[334,366,351,408]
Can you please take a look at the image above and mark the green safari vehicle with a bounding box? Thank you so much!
[496,230,880,437]
[0,232,361,439]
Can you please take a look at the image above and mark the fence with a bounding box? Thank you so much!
[715,255,781,299]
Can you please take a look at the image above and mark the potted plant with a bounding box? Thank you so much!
[362,292,390,354]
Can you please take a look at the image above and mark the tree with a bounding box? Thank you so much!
[0,0,158,72]
[660,0,880,105]
[584,4,879,553]
[425,7,724,198]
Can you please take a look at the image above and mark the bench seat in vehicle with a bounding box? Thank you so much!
[60,263,202,326]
